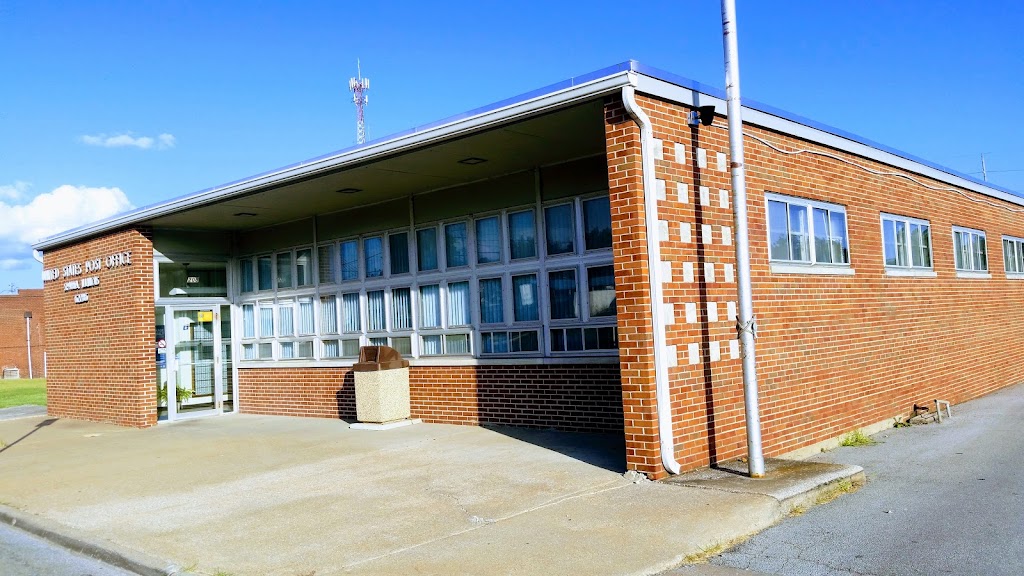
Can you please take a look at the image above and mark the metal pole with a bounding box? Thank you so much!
[24,311,33,379]
[721,0,765,478]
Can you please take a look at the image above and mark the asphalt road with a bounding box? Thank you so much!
[701,382,1024,576]
[0,522,137,576]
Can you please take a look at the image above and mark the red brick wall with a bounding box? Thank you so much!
[42,229,156,427]
[0,289,45,378]
[609,92,1024,478]
[238,364,624,432]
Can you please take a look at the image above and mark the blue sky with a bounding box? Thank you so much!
[2,0,1022,290]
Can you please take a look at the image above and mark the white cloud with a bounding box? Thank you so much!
[0,183,134,269]
[0,181,29,201]
[80,132,176,150]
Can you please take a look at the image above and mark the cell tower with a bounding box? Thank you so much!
[348,59,370,144]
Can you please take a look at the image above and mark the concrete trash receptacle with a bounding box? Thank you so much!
[352,345,411,424]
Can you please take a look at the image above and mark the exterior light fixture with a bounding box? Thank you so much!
[458,157,487,165]
[336,188,362,194]
[234,212,258,217]
[688,106,718,127]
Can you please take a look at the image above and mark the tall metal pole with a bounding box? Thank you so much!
[24,311,33,379]
[721,0,765,478]
[981,153,988,182]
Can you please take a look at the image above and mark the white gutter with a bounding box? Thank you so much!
[621,85,681,476]
[34,71,635,251]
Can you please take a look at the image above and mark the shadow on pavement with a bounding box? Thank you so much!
[0,418,58,455]
[482,424,626,473]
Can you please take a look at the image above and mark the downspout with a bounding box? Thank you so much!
[621,85,681,476]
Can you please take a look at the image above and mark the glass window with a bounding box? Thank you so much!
[279,303,294,337]
[367,290,386,331]
[882,214,932,270]
[239,259,254,293]
[545,204,575,255]
[364,237,383,278]
[258,342,273,359]
[317,245,336,284]
[476,216,501,264]
[583,197,612,250]
[340,240,359,281]
[479,278,504,324]
[421,334,443,355]
[767,195,848,265]
[587,265,616,317]
[389,233,410,275]
[276,252,293,289]
[342,339,361,357]
[390,336,412,356]
[446,333,470,355]
[297,297,315,335]
[257,256,273,291]
[548,269,579,320]
[508,210,537,260]
[280,341,295,359]
[512,274,538,322]
[391,287,412,330]
[953,227,988,272]
[419,284,441,328]
[295,249,313,287]
[417,228,438,271]
[322,339,341,358]
[320,295,338,334]
[447,281,471,326]
[158,263,227,298]
[259,304,274,337]
[242,304,255,338]
[445,223,468,268]
[341,293,361,332]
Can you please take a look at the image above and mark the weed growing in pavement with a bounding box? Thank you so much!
[892,417,912,428]
[815,478,858,506]
[684,541,727,563]
[788,504,807,516]
[839,429,877,447]
[211,570,234,576]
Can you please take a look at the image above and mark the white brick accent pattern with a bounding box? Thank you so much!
[701,224,712,245]
[685,302,698,324]
[710,341,721,362]
[719,189,729,209]
[656,179,667,201]
[727,301,737,321]
[683,262,695,283]
[716,151,727,172]
[653,138,664,160]
[697,148,707,168]
[724,263,735,283]
[704,262,716,283]
[708,301,719,322]
[722,226,732,245]
[681,222,692,243]
[677,182,689,203]
[688,342,700,365]
[674,142,686,164]
[700,186,710,206]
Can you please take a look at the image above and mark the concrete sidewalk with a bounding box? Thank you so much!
[0,414,856,575]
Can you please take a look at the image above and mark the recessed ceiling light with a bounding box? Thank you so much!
[234,212,258,217]
[458,157,487,165]
[336,188,362,194]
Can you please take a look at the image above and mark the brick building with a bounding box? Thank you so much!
[0,289,45,379]
[34,62,1024,478]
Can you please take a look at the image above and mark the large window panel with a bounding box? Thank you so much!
[341,292,361,332]
[340,240,359,281]
[545,204,575,256]
[587,265,616,317]
[476,217,501,264]
[317,245,336,284]
[297,297,315,335]
[508,210,537,260]
[239,259,254,293]
[391,287,412,330]
[419,284,441,328]
[417,228,439,272]
[512,274,538,322]
[447,281,471,326]
[767,194,848,266]
[257,256,273,291]
[882,214,932,271]
[296,249,313,287]
[259,304,274,338]
[364,237,383,278]
[279,303,295,337]
[479,278,504,324]
[548,269,579,320]
[583,197,612,250]
[389,233,410,275]
[242,304,255,338]
[320,295,338,334]
[954,227,988,272]
[276,252,293,289]
[445,223,468,268]
[367,290,386,331]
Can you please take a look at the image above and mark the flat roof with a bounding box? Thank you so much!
[34,60,1020,251]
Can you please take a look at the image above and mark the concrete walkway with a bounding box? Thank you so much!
[0,414,795,576]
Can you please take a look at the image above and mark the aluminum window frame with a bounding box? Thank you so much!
[879,213,934,275]
[765,192,852,270]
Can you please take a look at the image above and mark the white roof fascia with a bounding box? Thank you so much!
[635,74,1024,209]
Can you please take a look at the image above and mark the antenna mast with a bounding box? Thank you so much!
[348,59,370,144]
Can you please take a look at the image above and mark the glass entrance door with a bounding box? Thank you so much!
[170,308,222,419]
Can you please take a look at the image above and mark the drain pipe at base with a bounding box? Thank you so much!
[621,85,681,477]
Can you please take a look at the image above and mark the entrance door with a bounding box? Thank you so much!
[169,308,223,419]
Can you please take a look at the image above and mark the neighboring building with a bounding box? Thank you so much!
[33,61,1024,479]
[0,289,45,379]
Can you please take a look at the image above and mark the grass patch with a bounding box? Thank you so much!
[683,541,727,563]
[814,478,858,506]
[839,429,876,447]
[0,378,46,409]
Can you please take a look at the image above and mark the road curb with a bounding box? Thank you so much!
[0,504,186,575]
